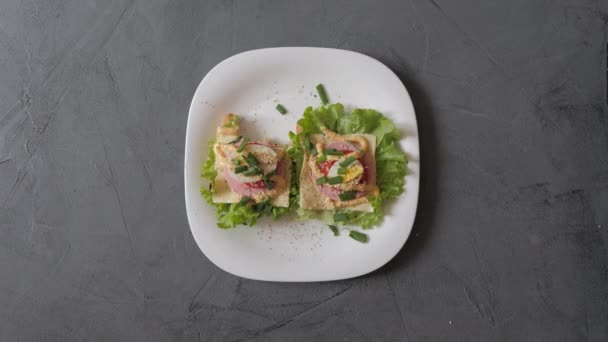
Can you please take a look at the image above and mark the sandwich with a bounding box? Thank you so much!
[200,114,293,228]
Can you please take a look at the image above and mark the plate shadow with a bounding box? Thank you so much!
[364,55,440,278]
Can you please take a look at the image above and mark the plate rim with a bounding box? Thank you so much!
[184,47,420,282]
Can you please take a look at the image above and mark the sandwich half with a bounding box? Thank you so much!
[201,114,293,227]
[289,103,408,228]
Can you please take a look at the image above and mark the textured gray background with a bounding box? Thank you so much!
[1,0,607,341]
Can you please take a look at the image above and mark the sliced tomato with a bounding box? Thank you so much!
[318,160,336,175]
[243,180,267,189]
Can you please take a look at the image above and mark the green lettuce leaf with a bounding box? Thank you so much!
[223,114,239,128]
[288,104,407,228]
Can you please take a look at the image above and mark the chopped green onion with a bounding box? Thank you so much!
[327,176,342,185]
[225,115,239,128]
[255,197,272,213]
[334,212,349,222]
[304,134,313,151]
[328,225,339,236]
[228,136,242,144]
[237,137,250,152]
[316,84,329,105]
[311,147,318,156]
[337,168,346,175]
[324,149,344,156]
[233,159,240,166]
[316,176,328,185]
[264,169,277,180]
[264,180,275,189]
[339,191,357,201]
[349,230,368,243]
[238,197,250,205]
[234,165,248,174]
[339,156,357,167]
[288,131,296,140]
[245,153,259,167]
[317,154,327,163]
[276,104,287,114]
[243,167,261,176]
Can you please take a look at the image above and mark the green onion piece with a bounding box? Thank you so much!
[316,84,329,105]
[327,176,342,185]
[276,104,287,114]
[349,230,368,243]
[339,191,357,201]
[337,168,346,175]
[264,169,277,180]
[233,159,240,166]
[324,149,344,156]
[228,136,242,144]
[311,147,318,156]
[246,153,259,167]
[237,137,250,152]
[328,225,339,236]
[316,176,328,185]
[334,212,349,222]
[224,115,239,128]
[288,131,296,140]
[304,134,313,151]
[234,165,248,174]
[238,197,250,205]
[255,197,272,213]
[339,156,357,167]
[317,154,327,163]
[243,167,261,176]
[265,180,275,189]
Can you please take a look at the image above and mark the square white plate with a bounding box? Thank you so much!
[185,47,419,282]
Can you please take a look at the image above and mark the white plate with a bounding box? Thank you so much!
[185,47,419,282]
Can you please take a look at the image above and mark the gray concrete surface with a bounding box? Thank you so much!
[1,0,607,341]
